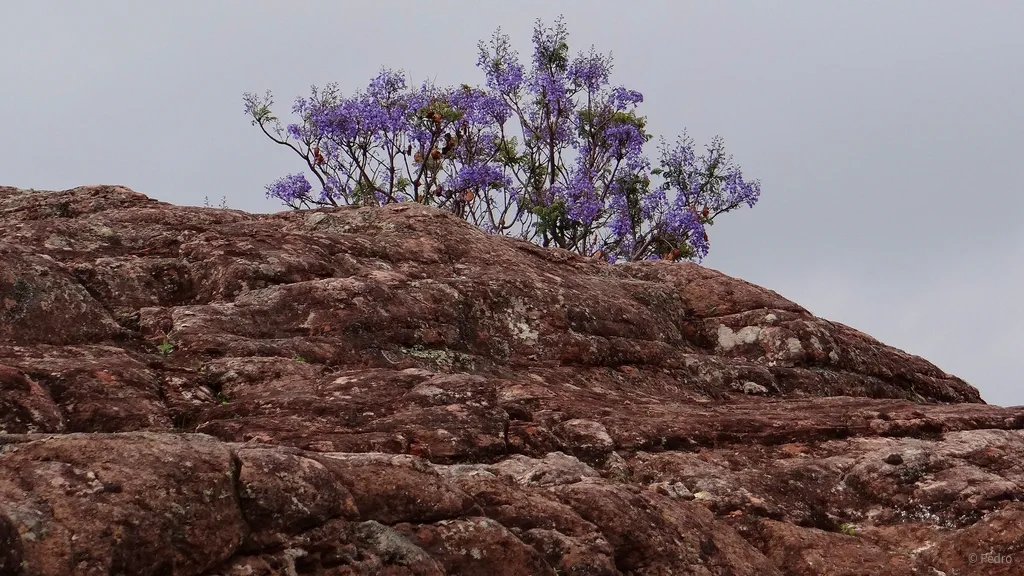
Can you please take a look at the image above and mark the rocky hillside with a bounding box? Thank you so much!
[1,185,1021,575]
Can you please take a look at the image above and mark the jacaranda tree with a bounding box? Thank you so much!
[243,17,760,262]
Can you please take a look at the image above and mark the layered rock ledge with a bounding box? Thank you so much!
[1,185,1021,575]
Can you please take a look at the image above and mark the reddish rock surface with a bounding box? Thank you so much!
[0,184,1021,575]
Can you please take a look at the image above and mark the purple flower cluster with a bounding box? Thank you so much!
[449,85,511,126]
[656,133,761,213]
[448,163,511,194]
[265,173,312,205]
[244,17,760,262]
[477,30,526,96]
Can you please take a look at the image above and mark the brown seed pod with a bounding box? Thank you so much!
[430,148,441,161]
[414,151,423,163]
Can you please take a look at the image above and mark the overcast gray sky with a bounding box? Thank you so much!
[2,1,1021,406]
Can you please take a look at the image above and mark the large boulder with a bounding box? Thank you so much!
[0,185,1020,575]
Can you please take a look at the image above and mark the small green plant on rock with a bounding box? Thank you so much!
[154,329,178,356]
[50,201,73,218]
[839,523,856,536]
[203,195,229,209]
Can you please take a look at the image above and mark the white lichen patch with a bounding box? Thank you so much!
[304,212,330,228]
[43,234,75,250]
[507,297,539,344]
[716,325,762,350]
[909,542,935,557]
[785,337,804,355]
[401,345,474,371]
[430,281,463,301]
[410,385,445,399]
[650,481,695,500]
[741,382,769,395]
[91,224,116,238]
